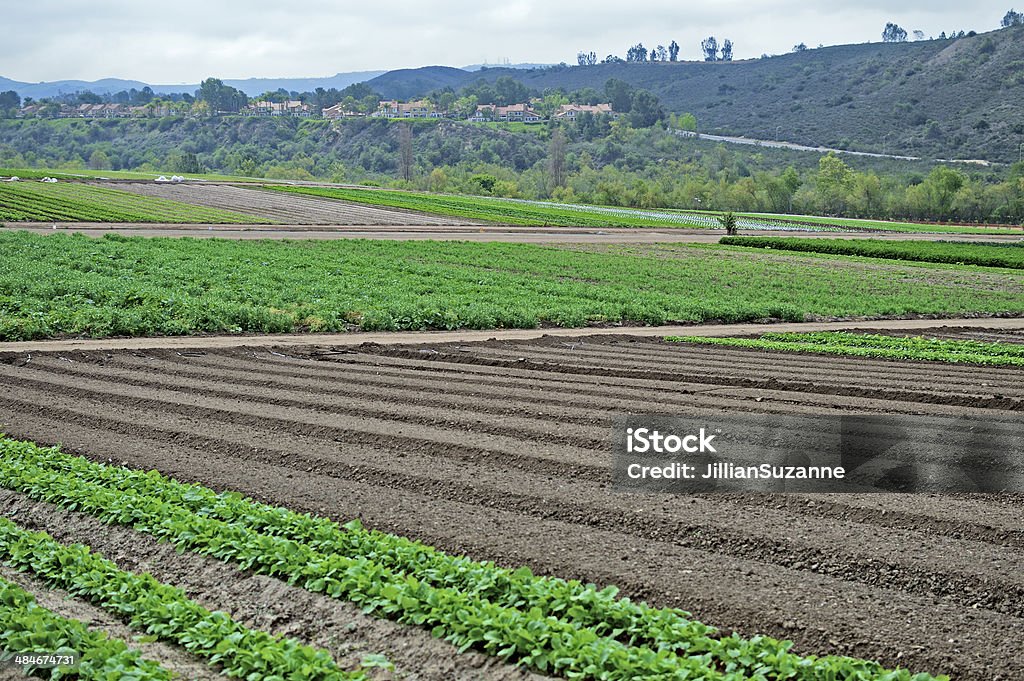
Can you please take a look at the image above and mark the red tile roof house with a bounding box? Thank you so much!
[373,100,444,119]
[242,101,312,117]
[553,103,618,121]
[468,103,543,123]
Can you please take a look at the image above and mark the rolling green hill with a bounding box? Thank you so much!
[367,26,1024,163]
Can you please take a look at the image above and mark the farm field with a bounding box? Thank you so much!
[105,182,486,225]
[0,181,266,223]
[720,236,1024,269]
[1,331,1021,679]
[270,185,1024,234]
[3,232,1024,341]
[668,330,1024,366]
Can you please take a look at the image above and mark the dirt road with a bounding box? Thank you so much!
[3,316,1023,354]
[4,222,1023,243]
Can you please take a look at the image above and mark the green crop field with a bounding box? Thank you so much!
[1,231,1022,341]
[720,236,1024,269]
[271,185,1024,234]
[0,181,267,223]
[0,437,948,681]
[735,212,1024,235]
[268,185,713,227]
[667,331,1024,366]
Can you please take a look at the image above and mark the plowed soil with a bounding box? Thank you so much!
[100,182,485,225]
[1,333,1022,680]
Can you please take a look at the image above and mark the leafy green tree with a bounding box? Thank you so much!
[1002,9,1024,26]
[701,37,719,61]
[629,90,664,128]
[815,153,854,214]
[0,90,19,118]
[721,39,734,61]
[668,40,680,62]
[625,44,648,62]
[196,77,248,113]
[604,79,634,113]
[88,149,111,170]
[882,23,908,42]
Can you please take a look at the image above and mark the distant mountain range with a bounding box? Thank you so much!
[0,72,386,99]
[0,63,550,100]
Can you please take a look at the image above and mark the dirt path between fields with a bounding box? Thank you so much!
[2,316,1023,353]
[1,334,1022,680]
[5,223,1024,243]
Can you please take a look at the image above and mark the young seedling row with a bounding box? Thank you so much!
[0,438,949,680]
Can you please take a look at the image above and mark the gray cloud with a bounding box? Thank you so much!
[1,1,1010,82]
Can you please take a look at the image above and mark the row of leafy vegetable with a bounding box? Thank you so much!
[0,511,364,680]
[0,576,174,679]
[0,436,947,681]
[719,236,1024,269]
[6,231,1023,341]
[666,331,1024,366]
[0,183,266,223]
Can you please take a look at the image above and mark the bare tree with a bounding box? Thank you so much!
[398,123,413,182]
[547,128,568,192]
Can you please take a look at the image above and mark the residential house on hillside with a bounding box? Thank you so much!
[321,103,362,119]
[468,103,543,123]
[553,103,617,121]
[373,100,444,119]
[242,100,312,117]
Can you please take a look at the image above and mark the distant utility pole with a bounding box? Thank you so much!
[776,125,782,142]
[882,132,892,156]
[1019,142,1023,164]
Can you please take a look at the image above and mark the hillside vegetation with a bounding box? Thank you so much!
[368,26,1024,162]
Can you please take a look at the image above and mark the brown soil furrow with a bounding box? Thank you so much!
[151,350,1021,419]
[7,362,1010,483]
[0,566,222,680]
[103,183,484,226]
[0,364,606,465]
[19,349,1022,526]
[0,491,541,681]
[2,389,1022,619]
[21,356,610,449]
[0,379,601,476]
[3,381,1020,547]
[464,342,1024,395]
[369,347,1024,411]
[0,416,1013,681]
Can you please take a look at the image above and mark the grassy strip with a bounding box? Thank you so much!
[267,185,708,227]
[666,332,1024,366]
[736,212,1024,235]
[0,182,268,223]
[720,237,1024,269]
[3,232,1023,341]
[0,437,948,681]
[0,576,174,680]
[0,517,361,681]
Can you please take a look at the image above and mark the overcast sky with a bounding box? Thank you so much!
[2,1,1013,83]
